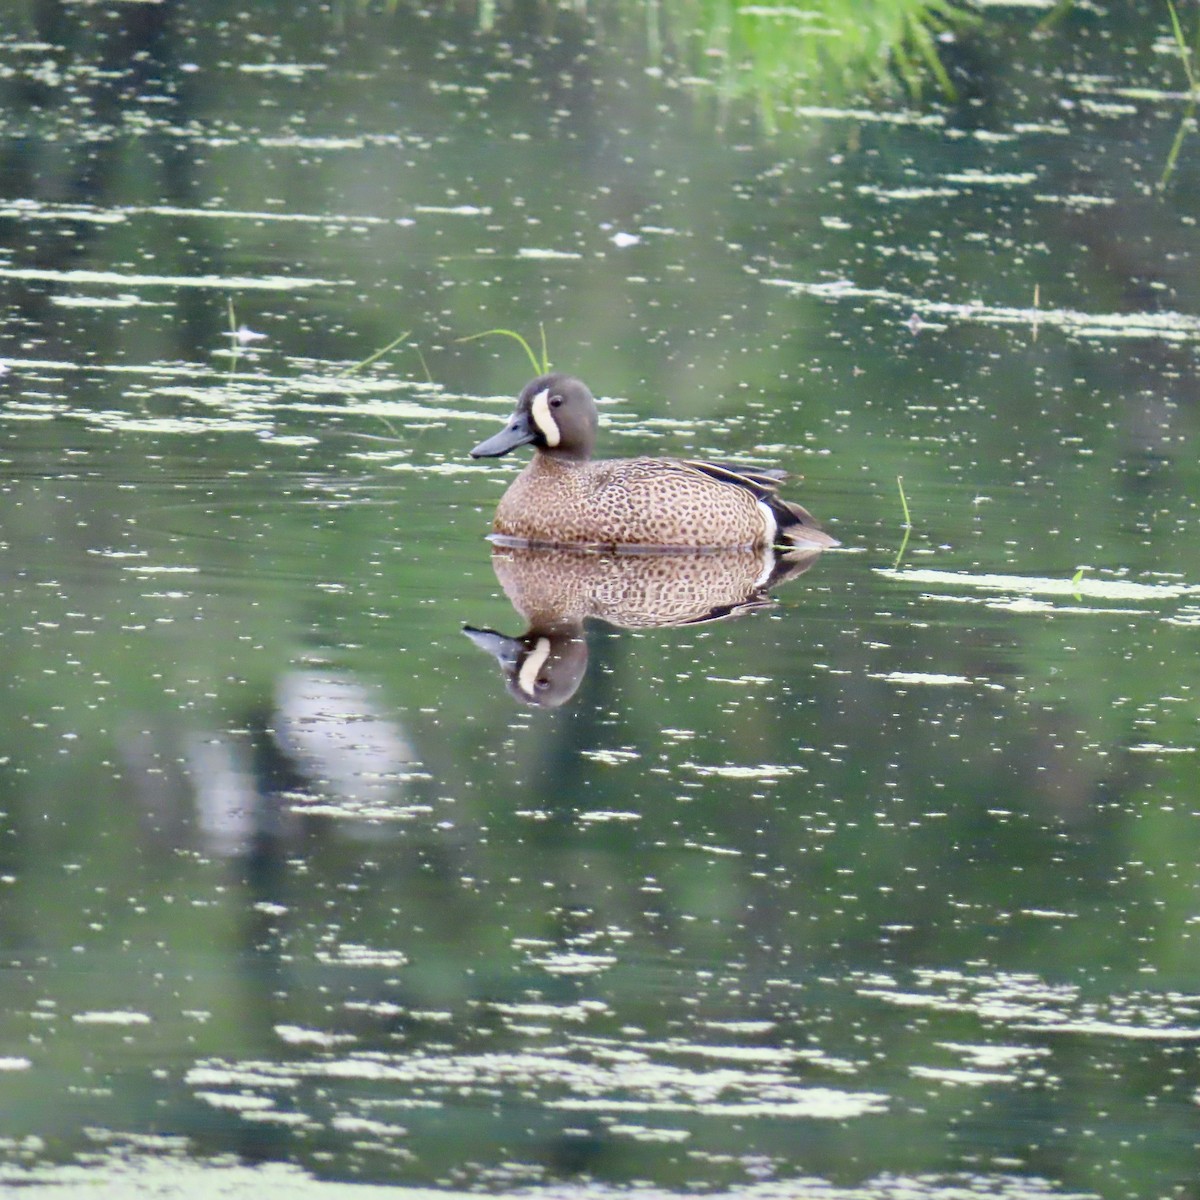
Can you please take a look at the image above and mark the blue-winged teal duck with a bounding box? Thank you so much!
[470,373,838,550]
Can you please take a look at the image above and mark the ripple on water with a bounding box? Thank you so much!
[184,1046,888,1121]
[765,275,1200,342]
[858,967,1200,1041]
[0,266,341,289]
[0,1157,1106,1199]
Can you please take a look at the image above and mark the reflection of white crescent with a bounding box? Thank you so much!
[517,637,552,697]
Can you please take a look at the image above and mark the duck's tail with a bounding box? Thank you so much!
[770,496,840,549]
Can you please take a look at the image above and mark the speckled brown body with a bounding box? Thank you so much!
[493,454,773,549]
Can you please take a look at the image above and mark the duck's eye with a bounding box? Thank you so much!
[549,395,563,408]
[535,677,551,690]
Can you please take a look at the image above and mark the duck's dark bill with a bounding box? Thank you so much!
[470,411,536,458]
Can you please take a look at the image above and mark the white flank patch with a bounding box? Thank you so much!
[757,500,777,549]
[517,637,552,697]
[529,387,560,447]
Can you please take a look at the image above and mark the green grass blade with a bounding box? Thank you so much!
[1035,0,1076,34]
[341,329,412,376]
[897,475,912,528]
[893,475,913,569]
[1158,102,1194,188]
[458,328,545,375]
[226,295,239,376]
[1167,0,1198,93]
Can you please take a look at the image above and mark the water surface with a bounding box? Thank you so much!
[1,4,1199,1199]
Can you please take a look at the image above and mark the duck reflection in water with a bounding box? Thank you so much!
[464,544,826,707]
[466,372,838,705]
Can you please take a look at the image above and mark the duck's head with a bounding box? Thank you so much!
[470,373,599,461]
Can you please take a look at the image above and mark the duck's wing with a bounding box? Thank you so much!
[682,460,790,500]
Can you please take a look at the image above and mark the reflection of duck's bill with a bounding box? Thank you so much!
[462,625,521,669]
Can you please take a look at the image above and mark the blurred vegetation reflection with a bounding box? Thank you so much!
[353,0,974,123]
[643,0,973,123]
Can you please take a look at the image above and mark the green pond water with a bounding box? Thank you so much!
[2,3,1199,1198]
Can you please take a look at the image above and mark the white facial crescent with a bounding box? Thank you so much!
[529,387,561,448]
